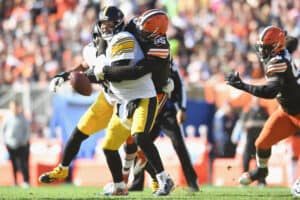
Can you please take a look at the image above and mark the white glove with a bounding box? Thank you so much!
[93,54,108,81]
[133,157,148,175]
[162,78,174,97]
[49,77,64,93]
[133,150,148,175]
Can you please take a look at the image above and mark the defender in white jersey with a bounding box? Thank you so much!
[94,6,174,196]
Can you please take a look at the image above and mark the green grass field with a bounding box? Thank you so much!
[0,185,295,200]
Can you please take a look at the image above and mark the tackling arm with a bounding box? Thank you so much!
[102,58,168,82]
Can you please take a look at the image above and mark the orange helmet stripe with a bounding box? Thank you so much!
[140,9,167,25]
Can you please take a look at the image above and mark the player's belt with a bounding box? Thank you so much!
[157,93,168,113]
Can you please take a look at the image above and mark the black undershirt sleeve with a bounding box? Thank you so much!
[242,79,281,99]
[84,67,99,83]
[103,59,160,82]
[170,69,185,110]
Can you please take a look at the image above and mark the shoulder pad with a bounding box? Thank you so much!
[111,32,135,58]
[266,56,287,75]
[111,32,134,43]
[147,37,170,59]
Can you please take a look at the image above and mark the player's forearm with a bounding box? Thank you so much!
[242,81,280,99]
[103,59,156,82]
[84,67,99,83]
[171,69,186,109]
[103,65,147,82]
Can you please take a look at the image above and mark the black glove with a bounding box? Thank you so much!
[126,99,140,118]
[84,67,103,83]
[226,72,245,90]
[53,72,70,81]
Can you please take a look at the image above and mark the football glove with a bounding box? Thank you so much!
[49,72,70,93]
[162,78,174,97]
[226,71,245,90]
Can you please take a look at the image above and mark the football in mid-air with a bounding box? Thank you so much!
[69,71,92,96]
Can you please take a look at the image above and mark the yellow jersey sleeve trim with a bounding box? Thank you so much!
[111,37,135,58]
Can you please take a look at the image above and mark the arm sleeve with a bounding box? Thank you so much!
[103,58,167,82]
[170,65,187,110]
[242,78,281,99]
[103,59,149,82]
[84,67,99,83]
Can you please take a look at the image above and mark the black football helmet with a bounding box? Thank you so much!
[98,6,124,40]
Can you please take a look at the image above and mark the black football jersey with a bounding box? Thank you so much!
[265,50,300,115]
[125,18,171,93]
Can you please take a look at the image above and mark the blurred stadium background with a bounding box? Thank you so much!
[0,0,299,189]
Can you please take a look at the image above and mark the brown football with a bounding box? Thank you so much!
[69,71,92,96]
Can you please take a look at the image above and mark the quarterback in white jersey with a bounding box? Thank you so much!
[96,31,156,102]
[39,23,129,184]
[94,6,174,196]
[82,42,119,105]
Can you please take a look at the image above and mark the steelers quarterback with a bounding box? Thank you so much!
[40,6,174,196]
[99,9,172,188]
[93,6,174,196]
[38,22,121,185]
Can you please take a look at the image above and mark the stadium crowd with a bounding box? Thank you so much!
[1,0,299,88]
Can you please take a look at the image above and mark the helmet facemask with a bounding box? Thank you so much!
[255,42,275,63]
[255,26,286,63]
[98,6,125,41]
[92,22,102,48]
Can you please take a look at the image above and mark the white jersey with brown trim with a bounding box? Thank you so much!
[105,31,156,102]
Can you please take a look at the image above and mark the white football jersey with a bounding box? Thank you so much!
[105,31,156,102]
[82,42,97,67]
[82,42,118,105]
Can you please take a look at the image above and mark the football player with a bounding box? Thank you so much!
[98,9,172,188]
[93,6,174,196]
[284,35,299,187]
[226,26,300,187]
[39,10,172,193]
[127,59,200,193]
[39,22,119,184]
